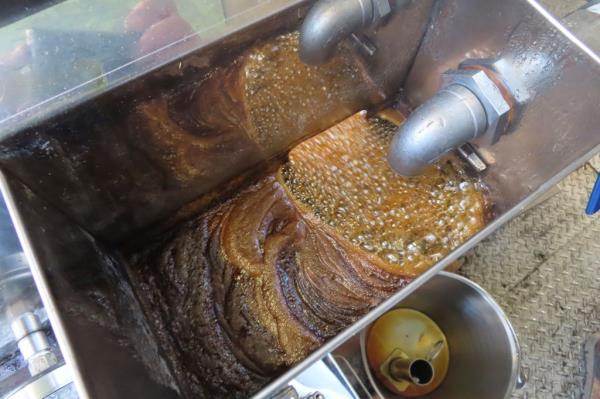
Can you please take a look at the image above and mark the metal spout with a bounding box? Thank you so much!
[299,0,391,65]
[388,84,487,176]
[388,357,435,385]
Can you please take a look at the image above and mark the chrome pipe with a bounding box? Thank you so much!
[299,0,373,64]
[388,357,435,385]
[299,0,395,64]
[388,84,487,176]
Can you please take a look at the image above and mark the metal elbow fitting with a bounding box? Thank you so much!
[299,0,392,64]
[388,65,514,176]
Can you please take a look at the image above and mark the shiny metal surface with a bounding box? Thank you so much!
[355,0,433,100]
[0,193,57,382]
[11,312,57,376]
[0,197,21,258]
[287,355,360,399]
[457,144,487,173]
[0,173,179,399]
[360,272,521,399]
[0,198,31,353]
[10,313,42,342]
[0,0,432,244]
[298,0,392,64]
[15,331,48,362]
[265,358,358,399]
[441,67,512,146]
[0,1,432,396]
[388,84,487,176]
[6,364,73,399]
[0,253,38,332]
[0,0,597,398]
[404,0,600,215]
[44,383,78,399]
[0,0,305,136]
[23,348,58,378]
[389,64,515,176]
[299,0,374,64]
[267,386,300,399]
[388,358,434,385]
[257,2,600,395]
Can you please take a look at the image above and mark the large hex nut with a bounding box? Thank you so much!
[441,68,512,145]
[28,350,59,375]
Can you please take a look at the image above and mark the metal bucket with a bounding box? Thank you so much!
[361,272,523,399]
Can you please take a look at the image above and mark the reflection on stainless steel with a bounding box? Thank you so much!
[320,355,360,399]
[298,0,392,64]
[457,144,487,173]
[405,0,600,216]
[441,65,514,146]
[267,385,299,399]
[0,0,597,398]
[0,193,72,398]
[0,171,180,399]
[0,0,307,137]
[389,64,515,176]
[0,5,432,244]
[298,0,430,98]
[257,1,600,396]
[11,312,58,376]
[0,195,21,257]
[6,364,73,399]
[331,354,374,398]
[361,272,521,399]
[388,358,434,385]
[286,355,360,399]
[123,110,484,398]
[388,84,487,176]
